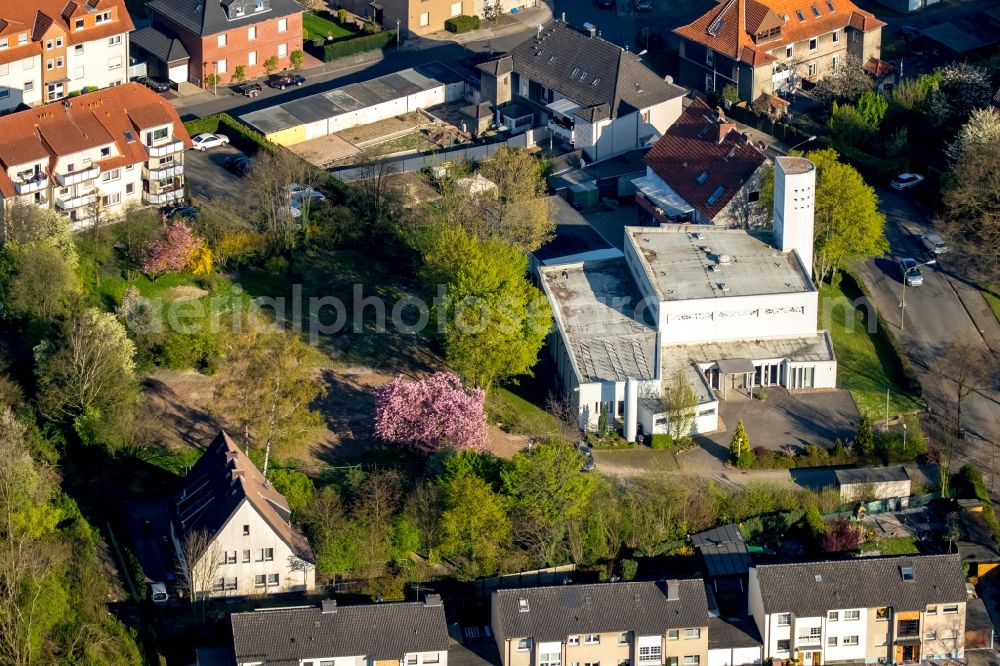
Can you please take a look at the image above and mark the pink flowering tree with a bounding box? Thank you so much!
[142,220,202,276]
[373,372,488,453]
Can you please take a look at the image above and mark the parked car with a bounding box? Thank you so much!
[135,76,171,93]
[289,183,326,204]
[634,0,653,10]
[164,206,199,220]
[899,257,924,287]
[190,133,230,151]
[269,74,305,90]
[891,173,925,190]
[576,442,596,472]
[224,153,253,176]
[597,0,615,6]
[233,82,262,97]
[150,582,169,607]
[919,232,949,255]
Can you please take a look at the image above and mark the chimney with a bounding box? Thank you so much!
[561,11,566,22]
[321,599,337,614]
[230,469,245,482]
[717,122,736,144]
[424,593,443,607]
[666,580,680,601]
[583,22,597,38]
[715,106,726,123]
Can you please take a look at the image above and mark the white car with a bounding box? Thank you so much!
[919,233,949,255]
[190,133,230,151]
[891,173,925,190]
[150,582,169,606]
[290,184,326,205]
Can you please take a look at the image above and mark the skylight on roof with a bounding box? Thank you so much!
[518,599,530,612]
[591,78,600,86]
[696,171,709,184]
[811,5,821,16]
[548,55,557,64]
[124,130,135,143]
[826,0,836,10]
[707,185,726,205]
[900,566,914,581]
[572,67,580,76]
[795,9,805,20]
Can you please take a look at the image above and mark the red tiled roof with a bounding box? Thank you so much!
[0,82,191,197]
[863,56,896,78]
[644,98,769,221]
[674,0,885,66]
[0,0,133,65]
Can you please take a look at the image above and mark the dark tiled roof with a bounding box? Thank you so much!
[644,97,768,220]
[494,580,709,641]
[130,26,190,64]
[148,0,301,37]
[533,196,614,263]
[231,599,449,664]
[834,466,909,486]
[692,524,752,578]
[174,432,314,563]
[707,616,762,649]
[753,554,967,616]
[965,597,994,634]
[481,21,684,121]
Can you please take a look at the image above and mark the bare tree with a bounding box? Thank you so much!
[353,146,401,244]
[545,390,581,440]
[477,146,554,252]
[177,529,220,618]
[936,337,992,431]
[812,54,874,103]
[661,368,699,441]
[352,469,403,574]
[286,554,315,590]
[247,149,322,253]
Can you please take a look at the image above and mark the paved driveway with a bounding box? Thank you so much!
[184,144,246,204]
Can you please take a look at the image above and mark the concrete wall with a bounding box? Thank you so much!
[921,603,966,659]
[711,166,769,229]
[839,479,911,503]
[657,292,819,345]
[66,29,130,93]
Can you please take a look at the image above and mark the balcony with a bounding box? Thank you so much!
[772,65,792,85]
[143,189,184,205]
[55,165,100,187]
[547,119,575,143]
[13,172,49,195]
[796,635,822,648]
[146,138,185,158]
[55,192,98,210]
[143,164,185,181]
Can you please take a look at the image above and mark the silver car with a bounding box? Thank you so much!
[899,257,923,287]
[919,233,949,255]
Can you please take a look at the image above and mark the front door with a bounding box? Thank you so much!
[901,645,918,662]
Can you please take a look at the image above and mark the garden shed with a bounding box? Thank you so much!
[835,465,911,503]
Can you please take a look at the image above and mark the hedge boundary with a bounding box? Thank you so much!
[308,29,397,62]
[183,113,277,156]
[838,267,923,398]
[445,15,480,33]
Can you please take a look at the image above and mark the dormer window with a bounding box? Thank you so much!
[255,0,264,10]
[18,33,27,46]
[75,18,84,29]
[235,5,244,15]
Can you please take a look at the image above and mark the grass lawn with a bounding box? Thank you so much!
[592,448,680,473]
[376,132,438,155]
[303,12,355,42]
[861,535,919,555]
[819,283,923,418]
[488,388,564,439]
[981,284,1000,325]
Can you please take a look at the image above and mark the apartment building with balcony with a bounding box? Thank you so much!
[491,580,710,666]
[673,0,884,102]
[748,554,968,665]
[0,0,133,113]
[0,82,191,229]
[477,20,686,163]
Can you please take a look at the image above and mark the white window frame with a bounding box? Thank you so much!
[943,605,959,614]
[248,26,257,40]
[844,610,861,621]
[217,58,227,74]
[419,11,430,27]
[218,33,227,47]
[277,43,287,57]
[278,18,287,32]
[808,37,817,51]
[667,629,679,641]
[683,657,699,666]
[827,637,837,647]
[831,29,840,43]
[450,1,463,17]
[828,611,838,621]
[568,636,580,646]
[517,639,531,652]
[24,80,33,93]
[584,635,600,645]
[777,614,791,626]
[842,636,859,646]
[248,51,257,66]
[684,629,701,640]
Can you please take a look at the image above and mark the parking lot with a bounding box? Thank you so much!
[184,143,247,204]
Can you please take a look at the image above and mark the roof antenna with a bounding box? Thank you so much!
[537,24,542,37]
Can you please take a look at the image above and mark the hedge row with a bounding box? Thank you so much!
[445,15,480,33]
[958,465,1000,547]
[183,113,277,156]
[317,29,397,62]
[838,267,923,397]
[823,138,909,186]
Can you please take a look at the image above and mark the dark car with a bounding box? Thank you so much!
[634,0,653,10]
[233,82,262,97]
[224,153,253,176]
[597,0,615,6]
[164,206,199,219]
[135,76,171,93]
[268,74,305,89]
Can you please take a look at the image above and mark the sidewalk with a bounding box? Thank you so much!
[398,4,553,53]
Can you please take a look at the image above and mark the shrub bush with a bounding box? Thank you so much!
[650,433,673,450]
[445,15,481,33]
[620,558,638,581]
[183,114,277,156]
[321,29,396,61]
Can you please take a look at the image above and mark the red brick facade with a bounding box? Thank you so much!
[153,11,303,86]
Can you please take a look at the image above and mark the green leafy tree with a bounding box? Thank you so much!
[421,224,552,389]
[231,65,246,83]
[263,55,280,75]
[827,101,876,145]
[204,73,220,91]
[34,308,138,421]
[437,472,511,579]
[661,368,698,440]
[805,148,888,284]
[290,50,305,70]
[502,440,598,565]
[476,146,554,252]
[268,469,315,517]
[729,419,751,468]
[854,413,875,460]
[2,243,79,322]
[855,90,888,128]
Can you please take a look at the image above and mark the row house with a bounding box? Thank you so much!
[338,0,533,38]
[0,0,132,113]
[0,82,190,230]
[748,554,968,664]
[146,0,302,87]
[477,20,686,163]
[170,432,316,600]
[230,596,449,666]
[492,580,712,666]
[673,0,884,103]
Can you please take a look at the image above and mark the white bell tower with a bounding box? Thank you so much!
[773,156,816,278]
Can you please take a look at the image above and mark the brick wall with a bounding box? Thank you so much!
[199,12,303,84]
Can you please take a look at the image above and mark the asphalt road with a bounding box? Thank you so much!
[854,188,1000,490]
[552,0,715,53]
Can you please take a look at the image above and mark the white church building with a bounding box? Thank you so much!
[538,156,837,439]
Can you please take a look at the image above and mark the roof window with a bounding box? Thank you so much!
[548,55,556,64]
[518,599,530,612]
[900,566,914,581]
[707,185,726,205]
[795,9,805,20]
[826,0,836,10]
[696,171,709,184]
[591,78,600,86]
[572,67,580,76]
[811,5,821,16]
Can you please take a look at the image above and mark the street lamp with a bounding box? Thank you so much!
[212,61,218,96]
[396,19,401,51]
[899,259,936,333]
[786,135,817,154]
[902,422,907,450]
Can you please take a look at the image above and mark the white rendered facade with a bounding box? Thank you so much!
[65,31,130,94]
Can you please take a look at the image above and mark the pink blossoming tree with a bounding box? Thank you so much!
[373,372,488,453]
[142,220,203,276]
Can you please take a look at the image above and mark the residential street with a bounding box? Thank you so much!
[854,188,1000,491]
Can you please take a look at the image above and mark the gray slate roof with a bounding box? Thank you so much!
[753,554,967,616]
[148,0,301,37]
[707,616,762,649]
[834,466,909,486]
[130,26,190,64]
[494,580,708,641]
[480,21,684,121]
[231,599,449,665]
